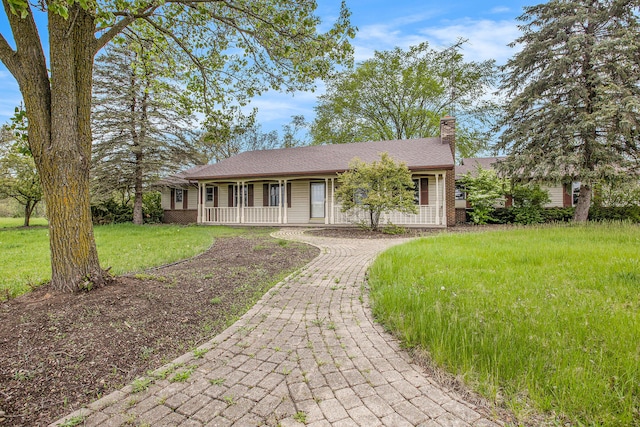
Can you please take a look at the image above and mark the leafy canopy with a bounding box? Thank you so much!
[458,166,505,224]
[336,153,418,230]
[311,41,498,158]
[495,0,640,220]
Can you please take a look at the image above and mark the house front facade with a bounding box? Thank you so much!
[161,117,458,227]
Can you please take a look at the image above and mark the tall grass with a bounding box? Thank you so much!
[369,223,640,425]
[0,224,247,299]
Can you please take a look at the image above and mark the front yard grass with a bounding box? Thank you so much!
[0,223,251,299]
[369,223,640,426]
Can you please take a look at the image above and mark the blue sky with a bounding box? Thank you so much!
[0,0,531,132]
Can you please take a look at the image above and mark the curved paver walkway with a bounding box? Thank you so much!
[52,229,503,427]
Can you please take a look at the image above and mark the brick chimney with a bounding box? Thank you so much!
[440,115,456,159]
[440,116,456,227]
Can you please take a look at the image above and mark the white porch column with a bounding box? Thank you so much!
[283,179,288,224]
[435,174,440,225]
[278,179,282,224]
[330,178,335,224]
[241,181,245,224]
[324,178,329,224]
[197,182,202,223]
[442,172,447,226]
[236,182,240,223]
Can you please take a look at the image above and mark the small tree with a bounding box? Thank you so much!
[0,107,43,226]
[510,183,550,224]
[336,153,417,231]
[458,166,504,224]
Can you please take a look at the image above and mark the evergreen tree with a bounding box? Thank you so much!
[311,41,498,157]
[496,0,640,222]
[92,39,200,225]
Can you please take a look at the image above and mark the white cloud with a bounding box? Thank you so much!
[419,19,521,64]
[490,7,512,14]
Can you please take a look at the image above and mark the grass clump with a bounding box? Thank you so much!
[368,223,640,425]
[0,224,244,299]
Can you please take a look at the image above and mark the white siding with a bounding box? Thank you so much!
[288,180,310,223]
[186,189,197,210]
[161,188,172,210]
[544,185,565,207]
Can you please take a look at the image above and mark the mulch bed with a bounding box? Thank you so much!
[0,235,318,426]
[307,223,512,239]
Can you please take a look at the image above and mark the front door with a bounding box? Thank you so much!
[310,182,325,218]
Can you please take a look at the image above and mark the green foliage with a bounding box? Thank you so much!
[369,224,640,425]
[588,206,640,223]
[91,192,163,224]
[496,1,640,219]
[336,153,417,230]
[311,41,498,157]
[458,166,505,224]
[0,106,43,226]
[142,192,163,223]
[509,183,550,225]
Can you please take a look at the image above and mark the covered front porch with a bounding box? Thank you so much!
[196,173,449,227]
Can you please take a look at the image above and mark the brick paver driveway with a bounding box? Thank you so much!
[52,229,503,427]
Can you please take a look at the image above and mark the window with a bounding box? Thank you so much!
[206,187,214,202]
[572,181,581,206]
[354,188,367,205]
[233,185,248,207]
[175,188,183,203]
[269,183,284,207]
[455,184,466,200]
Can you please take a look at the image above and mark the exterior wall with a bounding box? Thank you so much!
[163,209,197,224]
[161,188,172,210]
[445,168,456,226]
[544,185,566,208]
[288,180,311,224]
[455,208,467,223]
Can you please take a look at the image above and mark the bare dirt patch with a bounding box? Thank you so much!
[0,234,317,426]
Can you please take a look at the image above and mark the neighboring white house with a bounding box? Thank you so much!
[160,117,458,227]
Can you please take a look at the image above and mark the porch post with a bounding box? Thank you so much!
[197,182,202,223]
[241,181,245,224]
[236,182,240,223]
[283,179,288,224]
[325,178,329,224]
[278,179,282,224]
[330,178,335,224]
[441,173,447,226]
[435,174,440,225]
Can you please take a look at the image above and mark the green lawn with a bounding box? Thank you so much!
[0,217,48,228]
[0,223,250,299]
[369,223,640,426]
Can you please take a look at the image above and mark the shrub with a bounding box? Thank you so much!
[143,192,163,224]
[509,183,550,225]
[458,167,505,225]
[91,199,133,224]
[588,206,640,223]
[542,207,575,222]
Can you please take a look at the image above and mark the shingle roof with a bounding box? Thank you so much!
[185,138,454,180]
[456,157,506,178]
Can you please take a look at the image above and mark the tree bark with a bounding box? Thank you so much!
[573,184,592,222]
[133,150,144,225]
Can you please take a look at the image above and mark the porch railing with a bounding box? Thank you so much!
[202,207,280,224]
[332,205,443,226]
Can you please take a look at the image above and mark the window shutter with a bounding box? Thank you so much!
[563,183,572,207]
[263,184,269,207]
[420,178,429,205]
[213,187,219,207]
[287,182,292,208]
[183,189,188,209]
[170,189,175,210]
[248,184,254,207]
[228,185,234,207]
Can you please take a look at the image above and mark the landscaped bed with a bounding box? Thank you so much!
[0,229,318,426]
[368,222,640,426]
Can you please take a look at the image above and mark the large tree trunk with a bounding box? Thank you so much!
[133,150,144,225]
[573,184,592,222]
[3,3,106,292]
